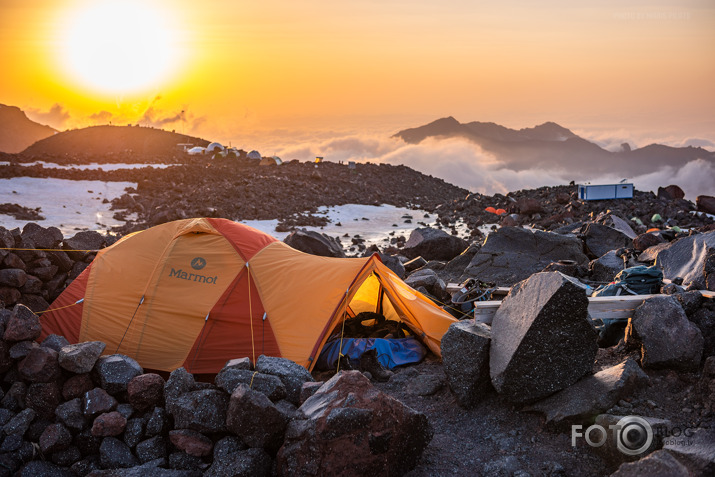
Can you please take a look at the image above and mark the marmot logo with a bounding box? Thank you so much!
[191,257,207,270]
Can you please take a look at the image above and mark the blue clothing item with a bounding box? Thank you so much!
[317,337,426,370]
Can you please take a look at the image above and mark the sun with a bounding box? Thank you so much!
[59,1,181,95]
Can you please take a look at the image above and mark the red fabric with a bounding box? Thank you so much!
[39,264,92,343]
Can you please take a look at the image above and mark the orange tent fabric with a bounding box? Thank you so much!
[41,218,457,373]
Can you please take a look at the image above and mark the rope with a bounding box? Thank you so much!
[36,298,84,315]
[336,288,350,374]
[249,370,259,389]
[247,263,255,365]
[115,295,144,353]
[0,247,99,252]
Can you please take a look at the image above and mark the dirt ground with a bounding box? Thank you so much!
[314,344,711,477]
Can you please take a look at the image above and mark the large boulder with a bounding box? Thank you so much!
[464,227,588,286]
[401,227,468,261]
[657,185,686,201]
[590,250,625,283]
[582,223,633,258]
[696,195,715,215]
[626,295,703,369]
[18,346,61,383]
[277,371,432,476]
[215,367,287,402]
[663,427,715,476]
[440,320,492,407]
[21,223,63,249]
[611,450,689,477]
[127,373,166,411]
[3,304,41,342]
[489,272,598,403]
[205,438,272,477]
[284,229,345,258]
[254,355,314,405]
[404,268,448,302]
[170,389,229,434]
[527,357,649,427]
[653,230,715,289]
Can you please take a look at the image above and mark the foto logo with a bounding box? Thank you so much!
[191,257,207,270]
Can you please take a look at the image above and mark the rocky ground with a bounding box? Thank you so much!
[1,152,715,476]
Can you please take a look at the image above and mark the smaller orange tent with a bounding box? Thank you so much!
[41,218,457,373]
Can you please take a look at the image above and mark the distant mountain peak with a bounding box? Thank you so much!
[0,104,57,153]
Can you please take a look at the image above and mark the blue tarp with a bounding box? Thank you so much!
[316,337,426,370]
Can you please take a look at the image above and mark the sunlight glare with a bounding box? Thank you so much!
[61,1,180,95]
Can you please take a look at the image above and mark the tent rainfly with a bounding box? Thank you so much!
[40,218,457,373]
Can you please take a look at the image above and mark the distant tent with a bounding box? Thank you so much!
[40,218,457,373]
[259,156,282,166]
[247,150,262,160]
[206,142,225,153]
[187,147,205,156]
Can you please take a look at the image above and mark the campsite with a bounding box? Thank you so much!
[0,149,714,476]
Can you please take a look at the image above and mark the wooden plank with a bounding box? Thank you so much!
[473,294,661,325]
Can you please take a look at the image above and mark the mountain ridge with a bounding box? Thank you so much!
[0,104,57,153]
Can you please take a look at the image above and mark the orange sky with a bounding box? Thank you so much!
[1,0,713,149]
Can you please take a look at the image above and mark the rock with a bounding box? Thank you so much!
[3,304,41,342]
[696,195,715,215]
[226,384,287,451]
[464,227,588,286]
[404,268,448,302]
[164,367,197,414]
[0,286,21,306]
[51,446,82,467]
[284,229,346,258]
[593,414,669,467]
[92,411,127,437]
[94,354,144,395]
[440,320,492,407]
[689,307,715,359]
[59,341,106,374]
[653,230,715,289]
[402,227,468,261]
[527,357,649,426]
[672,291,704,317]
[41,334,70,352]
[223,357,252,370]
[633,232,665,252]
[39,422,72,454]
[299,382,323,404]
[697,356,715,413]
[15,460,73,477]
[21,223,63,249]
[489,272,598,403]
[170,389,228,434]
[626,295,703,369]
[124,418,146,449]
[3,408,36,436]
[64,230,106,260]
[215,367,287,402]
[663,427,715,475]
[83,387,118,418]
[254,355,314,405]
[99,437,140,469]
[145,406,168,437]
[597,214,637,240]
[127,373,166,411]
[169,429,214,457]
[582,223,633,258]
[135,436,168,463]
[610,450,689,477]
[18,347,61,383]
[657,185,686,201]
[517,197,543,215]
[10,340,39,360]
[62,373,94,400]
[2,382,27,413]
[378,253,405,279]
[55,398,87,431]
[19,275,42,294]
[0,268,28,288]
[590,250,625,283]
[205,447,272,477]
[18,294,49,314]
[277,370,432,476]
[25,382,62,419]
[169,451,206,472]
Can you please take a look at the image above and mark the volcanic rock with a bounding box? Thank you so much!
[440,320,492,407]
[205,445,272,477]
[41,334,70,352]
[39,422,72,454]
[254,355,314,405]
[21,223,63,249]
[127,373,166,411]
[215,367,287,402]
[83,387,118,418]
[169,429,214,457]
[99,437,139,469]
[527,357,649,426]
[25,382,62,419]
[657,185,685,201]
[170,389,228,434]
[697,195,715,215]
[582,223,633,258]
[277,370,432,477]
[464,227,588,286]
[226,383,287,451]
[489,272,598,403]
[284,229,345,258]
[3,304,40,342]
[625,295,703,369]
[653,230,715,289]
[401,227,468,262]
[59,341,106,374]
[55,398,87,431]
[611,450,689,477]
[93,354,143,395]
[18,346,60,383]
[590,250,625,283]
[662,427,715,475]
[135,436,168,463]
[92,411,127,437]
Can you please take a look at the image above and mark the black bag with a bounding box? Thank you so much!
[592,265,663,297]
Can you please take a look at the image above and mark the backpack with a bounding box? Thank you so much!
[592,265,663,297]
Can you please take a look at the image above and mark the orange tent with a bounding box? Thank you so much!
[41,218,457,373]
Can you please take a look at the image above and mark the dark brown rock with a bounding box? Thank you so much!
[169,429,214,457]
[633,232,665,252]
[62,373,95,401]
[18,346,61,383]
[697,195,715,215]
[226,384,287,451]
[39,422,72,454]
[277,371,432,477]
[91,411,127,437]
[83,387,118,418]
[127,373,166,411]
[25,382,62,419]
[657,185,685,201]
[3,304,41,342]
[0,268,27,288]
[59,341,106,374]
[55,398,87,431]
